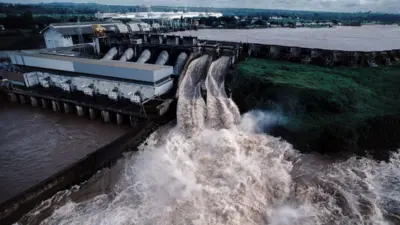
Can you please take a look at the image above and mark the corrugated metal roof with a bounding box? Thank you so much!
[17,53,171,71]
[11,52,174,83]
[49,21,122,27]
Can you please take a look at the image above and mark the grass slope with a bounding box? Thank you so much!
[230,58,400,157]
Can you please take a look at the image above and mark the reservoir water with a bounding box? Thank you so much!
[171,25,400,51]
[0,102,130,205]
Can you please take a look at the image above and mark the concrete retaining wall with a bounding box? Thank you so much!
[198,39,400,67]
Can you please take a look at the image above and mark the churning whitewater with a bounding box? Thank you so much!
[24,56,400,225]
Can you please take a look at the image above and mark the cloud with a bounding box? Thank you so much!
[2,0,400,13]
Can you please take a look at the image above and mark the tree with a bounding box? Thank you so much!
[21,10,33,22]
[254,19,266,26]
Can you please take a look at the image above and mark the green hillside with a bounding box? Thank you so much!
[229,58,400,159]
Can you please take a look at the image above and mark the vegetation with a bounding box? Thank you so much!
[230,58,400,159]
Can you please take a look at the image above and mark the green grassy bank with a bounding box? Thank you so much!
[229,58,400,159]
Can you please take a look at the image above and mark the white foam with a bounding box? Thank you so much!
[27,55,400,225]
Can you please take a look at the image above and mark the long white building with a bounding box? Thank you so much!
[95,11,223,20]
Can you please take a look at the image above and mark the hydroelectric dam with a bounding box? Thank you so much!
[0,30,400,224]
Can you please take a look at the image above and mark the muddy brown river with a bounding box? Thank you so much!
[0,102,130,205]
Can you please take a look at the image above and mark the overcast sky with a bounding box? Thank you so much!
[1,0,400,13]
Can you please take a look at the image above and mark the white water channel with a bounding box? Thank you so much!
[18,55,400,225]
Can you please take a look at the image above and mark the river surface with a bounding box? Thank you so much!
[17,55,400,225]
[170,25,400,51]
[0,102,130,205]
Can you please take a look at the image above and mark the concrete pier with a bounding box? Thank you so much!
[30,97,38,107]
[8,93,17,102]
[63,103,72,114]
[367,52,378,67]
[380,52,392,66]
[311,49,322,59]
[101,110,110,122]
[391,50,400,61]
[76,106,84,116]
[269,46,281,59]
[41,99,48,109]
[116,113,124,125]
[88,108,98,120]
[349,52,359,67]
[288,47,301,59]
[19,95,26,104]
[51,101,58,112]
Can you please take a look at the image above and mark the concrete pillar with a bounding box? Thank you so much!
[101,111,110,123]
[19,95,26,104]
[367,52,378,67]
[311,49,322,58]
[116,113,124,125]
[52,101,58,112]
[129,116,138,128]
[63,103,72,114]
[8,93,17,102]
[41,99,48,109]
[269,46,281,59]
[390,50,399,61]
[381,52,392,66]
[30,97,38,107]
[289,47,301,58]
[89,108,98,120]
[349,52,359,67]
[76,105,85,117]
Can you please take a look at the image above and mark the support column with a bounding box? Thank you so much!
[367,53,378,67]
[116,113,124,125]
[41,99,48,109]
[89,108,98,120]
[63,103,72,114]
[8,93,17,102]
[19,95,26,104]
[30,97,38,107]
[101,111,110,123]
[51,101,58,112]
[76,105,84,117]
[269,46,281,59]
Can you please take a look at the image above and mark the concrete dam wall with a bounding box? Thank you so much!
[201,39,400,67]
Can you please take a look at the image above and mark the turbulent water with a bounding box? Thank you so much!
[20,56,400,225]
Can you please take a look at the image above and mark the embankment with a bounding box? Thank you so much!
[228,58,400,160]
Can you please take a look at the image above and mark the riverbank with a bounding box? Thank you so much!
[229,58,400,160]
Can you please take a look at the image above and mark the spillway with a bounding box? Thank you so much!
[101,47,118,60]
[173,52,188,75]
[136,49,151,63]
[17,55,400,225]
[155,51,169,65]
[119,48,134,62]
